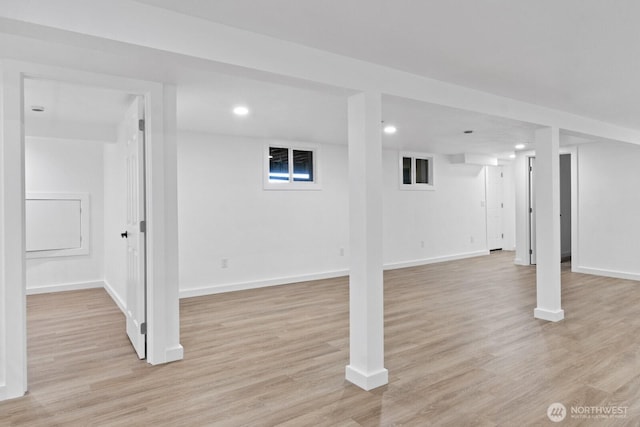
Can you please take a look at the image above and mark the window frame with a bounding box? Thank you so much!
[398,151,435,191]
[263,142,321,191]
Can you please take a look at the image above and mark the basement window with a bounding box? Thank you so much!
[264,144,320,190]
[399,152,435,190]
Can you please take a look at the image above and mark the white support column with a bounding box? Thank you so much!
[0,62,27,400]
[533,126,564,322]
[345,91,388,391]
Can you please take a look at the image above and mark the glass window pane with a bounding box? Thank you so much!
[402,157,412,184]
[293,150,314,182]
[269,147,289,182]
[415,158,429,184]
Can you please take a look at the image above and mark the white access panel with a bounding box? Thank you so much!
[25,193,90,258]
[26,199,81,251]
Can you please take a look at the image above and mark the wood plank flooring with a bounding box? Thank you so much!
[3,251,640,425]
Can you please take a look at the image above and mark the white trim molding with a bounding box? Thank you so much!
[534,308,565,322]
[345,365,389,391]
[180,269,349,299]
[384,250,489,271]
[572,266,640,282]
[103,280,127,314]
[26,280,103,295]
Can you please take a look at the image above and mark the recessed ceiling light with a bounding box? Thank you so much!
[233,106,249,116]
[515,144,526,150]
[383,125,397,134]
[509,154,516,159]
[464,130,473,134]
[31,105,45,112]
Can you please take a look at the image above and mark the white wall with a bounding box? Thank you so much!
[24,136,104,292]
[103,123,127,310]
[382,153,488,268]
[177,132,350,296]
[574,141,640,279]
[177,132,492,296]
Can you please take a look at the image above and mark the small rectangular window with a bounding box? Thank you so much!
[402,157,412,185]
[399,152,435,190]
[269,147,289,182]
[293,149,314,182]
[415,158,429,184]
[264,144,320,190]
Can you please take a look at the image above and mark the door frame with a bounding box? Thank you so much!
[525,146,578,267]
[0,59,182,401]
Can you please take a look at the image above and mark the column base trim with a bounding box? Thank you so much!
[534,308,565,322]
[165,345,184,363]
[345,365,388,391]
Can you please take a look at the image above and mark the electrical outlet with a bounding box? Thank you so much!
[470,236,474,243]
[221,258,228,268]
[421,240,425,248]
[339,248,345,256]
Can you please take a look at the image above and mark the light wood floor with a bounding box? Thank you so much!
[3,251,640,426]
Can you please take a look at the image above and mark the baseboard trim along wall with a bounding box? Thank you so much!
[573,266,640,282]
[180,270,350,298]
[103,280,127,314]
[180,250,491,298]
[26,280,104,295]
[383,250,490,271]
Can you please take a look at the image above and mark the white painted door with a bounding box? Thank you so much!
[486,166,504,250]
[529,157,537,265]
[124,96,146,359]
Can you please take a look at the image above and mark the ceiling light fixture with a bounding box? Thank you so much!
[515,143,526,150]
[233,106,249,116]
[31,105,45,112]
[463,130,473,134]
[509,153,516,159]
[383,125,397,134]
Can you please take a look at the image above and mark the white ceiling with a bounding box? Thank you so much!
[23,70,592,157]
[20,0,617,155]
[24,78,132,141]
[135,0,640,131]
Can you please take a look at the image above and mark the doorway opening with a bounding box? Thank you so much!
[528,153,572,265]
[23,78,148,378]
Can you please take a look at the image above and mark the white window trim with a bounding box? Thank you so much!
[399,151,436,191]
[25,192,90,259]
[263,142,322,191]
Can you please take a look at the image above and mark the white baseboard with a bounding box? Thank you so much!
[345,365,388,391]
[180,269,349,298]
[534,308,565,322]
[0,383,26,402]
[165,345,184,363]
[572,266,640,282]
[181,251,491,298]
[103,280,127,314]
[26,280,104,295]
[383,250,489,271]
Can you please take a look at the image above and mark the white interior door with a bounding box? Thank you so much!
[529,157,537,265]
[486,166,504,250]
[124,96,146,359]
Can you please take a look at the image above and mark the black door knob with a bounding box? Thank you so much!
[121,231,128,239]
